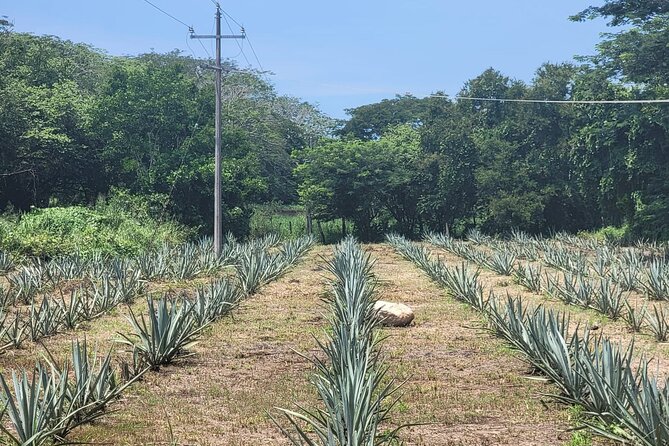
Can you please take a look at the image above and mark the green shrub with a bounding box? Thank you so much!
[0,197,190,258]
[579,225,630,245]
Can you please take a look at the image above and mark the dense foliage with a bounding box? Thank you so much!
[2,0,668,243]
[0,190,189,257]
[0,22,335,237]
[298,0,669,241]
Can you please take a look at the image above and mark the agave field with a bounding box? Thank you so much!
[389,231,669,446]
[1,230,669,444]
[0,234,314,445]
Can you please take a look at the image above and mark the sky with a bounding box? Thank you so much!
[4,1,614,119]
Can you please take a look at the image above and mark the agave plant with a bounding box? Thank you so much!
[622,301,647,333]
[444,263,485,308]
[170,243,202,280]
[55,339,143,435]
[2,312,26,350]
[483,249,516,276]
[424,231,452,248]
[591,278,626,320]
[597,364,669,446]
[0,284,14,308]
[486,296,588,402]
[513,263,543,293]
[118,296,204,369]
[591,256,610,278]
[57,289,87,330]
[275,237,403,445]
[190,280,242,327]
[646,305,669,342]
[105,261,144,304]
[0,366,68,446]
[235,249,282,296]
[0,250,14,275]
[8,266,44,305]
[27,298,64,341]
[194,238,228,275]
[0,339,145,446]
[641,260,669,301]
[48,254,88,282]
[610,261,641,292]
[543,246,588,275]
[134,246,170,280]
[510,229,535,245]
[466,228,488,245]
[278,235,315,266]
[575,337,639,417]
[551,272,595,308]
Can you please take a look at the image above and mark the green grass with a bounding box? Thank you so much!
[249,203,353,244]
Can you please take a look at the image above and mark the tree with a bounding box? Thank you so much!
[338,94,428,140]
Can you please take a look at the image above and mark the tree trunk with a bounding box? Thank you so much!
[306,210,313,235]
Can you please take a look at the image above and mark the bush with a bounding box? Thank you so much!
[0,194,190,258]
[580,225,630,245]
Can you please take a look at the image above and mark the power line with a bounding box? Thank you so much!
[245,34,264,72]
[221,13,251,67]
[221,9,243,29]
[140,0,191,29]
[431,95,669,105]
[220,8,264,72]
[196,38,213,59]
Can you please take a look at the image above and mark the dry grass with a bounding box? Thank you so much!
[367,244,574,446]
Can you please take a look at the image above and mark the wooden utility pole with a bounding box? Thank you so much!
[191,3,245,256]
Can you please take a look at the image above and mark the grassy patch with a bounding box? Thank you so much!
[0,194,190,258]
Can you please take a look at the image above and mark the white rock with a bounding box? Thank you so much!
[373,300,414,327]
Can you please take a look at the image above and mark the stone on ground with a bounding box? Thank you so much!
[374,300,414,327]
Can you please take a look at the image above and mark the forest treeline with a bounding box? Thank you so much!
[1,0,668,243]
[300,0,669,241]
[0,18,336,236]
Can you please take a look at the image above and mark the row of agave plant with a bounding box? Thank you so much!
[387,234,669,446]
[119,235,316,374]
[0,339,143,446]
[0,269,145,352]
[429,230,669,310]
[0,234,291,350]
[0,235,314,445]
[0,233,283,309]
[504,230,669,300]
[275,237,403,445]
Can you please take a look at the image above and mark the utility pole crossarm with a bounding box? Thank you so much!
[190,34,245,39]
[190,5,246,257]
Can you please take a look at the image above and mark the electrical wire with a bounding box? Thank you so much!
[245,34,264,72]
[196,38,213,59]
[221,9,243,28]
[140,0,191,29]
[222,13,252,67]
[432,94,669,105]
[220,9,264,72]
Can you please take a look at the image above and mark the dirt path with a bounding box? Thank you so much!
[368,244,574,446]
[71,246,329,445]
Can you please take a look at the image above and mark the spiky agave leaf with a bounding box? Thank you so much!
[118,297,205,369]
